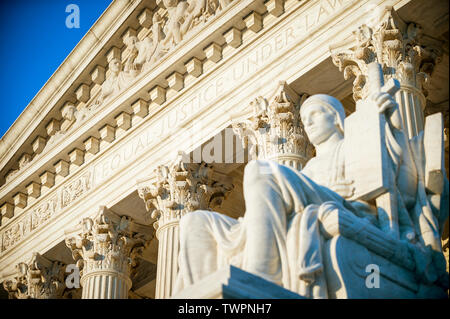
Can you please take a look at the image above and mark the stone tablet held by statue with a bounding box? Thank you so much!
[344,62,400,202]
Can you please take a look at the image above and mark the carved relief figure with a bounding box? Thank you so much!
[175,90,448,297]
[157,0,232,50]
[135,13,165,70]
[60,103,90,131]
[182,0,208,32]
[158,0,189,47]
[98,58,134,103]
[123,36,140,77]
[94,0,233,105]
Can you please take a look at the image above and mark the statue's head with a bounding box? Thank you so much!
[124,35,138,47]
[300,94,345,146]
[109,58,121,74]
[61,103,77,121]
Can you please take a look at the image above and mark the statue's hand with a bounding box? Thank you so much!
[329,180,355,199]
[372,91,403,130]
[372,91,398,114]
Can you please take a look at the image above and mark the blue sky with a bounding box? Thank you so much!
[0,0,112,138]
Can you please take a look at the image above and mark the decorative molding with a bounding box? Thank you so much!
[61,171,92,209]
[232,81,314,170]
[138,156,234,232]
[1,194,58,252]
[2,253,66,299]
[0,170,94,253]
[331,6,443,102]
[64,206,153,298]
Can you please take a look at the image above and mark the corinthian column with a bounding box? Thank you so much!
[65,206,153,299]
[331,6,442,139]
[138,159,233,299]
[232,81,314,170]
[2,253,66,299]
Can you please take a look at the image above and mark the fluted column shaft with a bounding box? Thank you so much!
[81,271,131,299]
[154,220,180,299]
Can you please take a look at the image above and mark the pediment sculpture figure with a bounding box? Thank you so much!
[42,102,92,152]
[157,0,232,49]
[95,0,235,106]
[134,13,165,70]
[174,72,449,298]
[97,57,134,104]
[157,0,190,48]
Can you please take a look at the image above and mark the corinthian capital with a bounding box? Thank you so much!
[232,81,314,170]
[64,206,153,278]
[2,253,65,299]
[331,6,442,101]
[138,157,234,231]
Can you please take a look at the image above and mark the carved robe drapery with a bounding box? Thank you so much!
[100,69,134,102]
[174,137,365,297]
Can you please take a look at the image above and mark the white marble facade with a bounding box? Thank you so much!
[0,0,448,299]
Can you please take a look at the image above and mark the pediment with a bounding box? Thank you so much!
[0,0,255,190]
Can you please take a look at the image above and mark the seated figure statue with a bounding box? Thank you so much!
[97,58,134,104]
[174,92,448,298]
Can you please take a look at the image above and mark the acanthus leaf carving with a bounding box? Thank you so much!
[232,81,314,170]
[64,206,154,279]
[331,6,442,101]
[138,156,234,231]
[3,253,66,299]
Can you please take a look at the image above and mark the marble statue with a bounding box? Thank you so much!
[158,0,190,47]
[157,0,232,48]
[174,89,449,298]
[134,13,165,70]
[96,0,234,105]
[98,58,134,103]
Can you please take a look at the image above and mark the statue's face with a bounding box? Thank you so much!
[300,103,339,146]
[109,59,121,73]
[127,36,138,46]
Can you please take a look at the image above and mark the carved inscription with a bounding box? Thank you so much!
[1,195,58,252]
[1,172,92,253]
[61,172,92,208]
